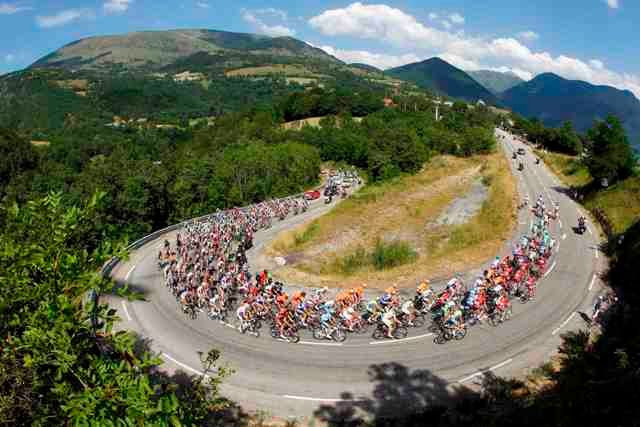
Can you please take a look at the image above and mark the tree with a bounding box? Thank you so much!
[584,115,636,185]
[0,193,233,425]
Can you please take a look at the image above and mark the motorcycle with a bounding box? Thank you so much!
[576,218,586,234]
[324,195,332,204]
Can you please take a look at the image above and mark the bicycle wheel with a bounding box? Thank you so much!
[372,327,385,340]
[411,315,426,328]
[270,327,279,339]
[519,294,529,304]
[394,326,409,339]
[288,333,300,344]
[355,321,369,335]
[428,323,440,333]
[434,333,447,345]
[454,328,467,340]
[312,328,325,340]
[333,329,347,343]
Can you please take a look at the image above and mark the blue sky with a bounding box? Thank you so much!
[1,1,639,97]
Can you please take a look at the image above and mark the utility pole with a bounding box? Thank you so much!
[435,97,440,122]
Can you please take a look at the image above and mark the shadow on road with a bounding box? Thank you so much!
[313,362,482,426]
[129,333,251,427]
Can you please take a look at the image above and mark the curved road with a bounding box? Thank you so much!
[106,129,603,417]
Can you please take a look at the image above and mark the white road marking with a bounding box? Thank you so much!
[457,358,514,383]
[556,242,561,253]
[125,265,136,281]
[587,226,593,235]
[589,274,597,291]
[559,219,563,228]
[300,341,344,346]
[544,261,557,278]
[282,395,364,402]
[518,221,526,225]
[162,352,208,377]
[552,312,577,336]
[121,301,132,321]
[369,333,434,345]
[595,248,599,259]
[562,233,567,240]
[221,322,235,329]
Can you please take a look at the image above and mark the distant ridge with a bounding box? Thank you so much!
[467,70,524,95]
[386,57,499,104]
[501,72,640,147]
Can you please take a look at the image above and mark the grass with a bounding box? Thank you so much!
[293,222,320,247]
[268,152,517,289]
[225,65,327,79]
[333,240,417,274]
[535,149,592,187]
[584,176,640,234]
[536,149,639,234]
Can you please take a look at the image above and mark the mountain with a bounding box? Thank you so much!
[30,29,340,72]
[467,70,524,95]
[501,73,640,147]
[386,57,499,104]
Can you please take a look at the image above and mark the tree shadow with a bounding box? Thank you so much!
[314,362,479,426]
[128,333,251,427]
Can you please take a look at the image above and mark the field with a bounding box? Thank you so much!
[225,64,327,79]
[267,152,517,289]
[535,149,591,187]
[537,149,640,233]
[282,116,363,130]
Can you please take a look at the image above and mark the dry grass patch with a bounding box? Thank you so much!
[535,150,591,187]
[268,153,516,289]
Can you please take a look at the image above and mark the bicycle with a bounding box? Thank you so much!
[434,324,467,344]
[371,323,409,340]
[313,324,347,342]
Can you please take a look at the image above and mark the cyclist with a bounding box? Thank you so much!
[400,299,417,326]
[381,306,399,339]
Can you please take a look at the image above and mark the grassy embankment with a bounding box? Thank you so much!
[536,149,640,234]
[268,152,517,290]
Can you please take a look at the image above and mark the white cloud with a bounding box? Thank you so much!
[242,10,295,37]
[254,7,288,21]
[449,13,464,25]
[428,12,438,20]
[36,9,94,28]
[308,2,640,97]
[605,0,619,9]
[0,2,32,14]
[196,1,210,9]
[589,59,604,70]
[441,20,452,30]
[320,45,420,69]
[103,0,132,14]
[517,31,539,42]
[4,53,15,62]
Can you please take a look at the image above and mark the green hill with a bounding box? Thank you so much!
[386,57,499,105]
[31,29,340,72]
[467,69,524,94]
[501,73,640,149]
[349,63,382,73]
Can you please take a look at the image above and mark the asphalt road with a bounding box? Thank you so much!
[106,129,603,418]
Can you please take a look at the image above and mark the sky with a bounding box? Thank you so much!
[1,0,639,97]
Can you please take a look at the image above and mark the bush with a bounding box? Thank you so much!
[371,239,417,270]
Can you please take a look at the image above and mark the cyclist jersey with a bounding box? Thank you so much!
[366,300,380,313]
[401,301,414,314]
[320,312,333,324]
[382,310,395,323]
